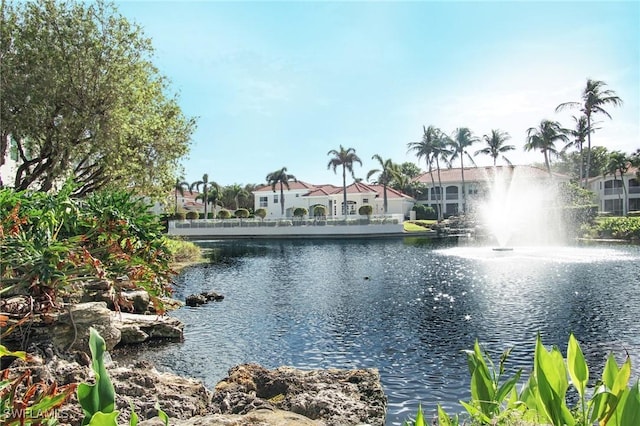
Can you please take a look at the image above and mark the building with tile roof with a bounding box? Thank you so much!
[252,180,416,219]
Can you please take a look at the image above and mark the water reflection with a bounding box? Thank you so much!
[122,239,640,425]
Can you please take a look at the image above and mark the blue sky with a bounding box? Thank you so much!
[115,1,639,187]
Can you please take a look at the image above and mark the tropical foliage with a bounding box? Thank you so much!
[367,154,400,214]
[405,334,640,426]
[524,120,568,175]
[327,145,362,217]
[475,129,514,166]
[0,183,174,314]
[266,167,297,216]
[556,79,623,187]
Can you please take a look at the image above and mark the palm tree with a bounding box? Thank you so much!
[173,177,190,215]
[605,151,630,215]
[407,125,451,221]
[475,129,514,166]
[266,167,297,216]
[449,127,479,214]
[195,187,222,217]
[556,79,623,186]
[524,120,569,175]
[190,173,219,219]
[327,145,362,218]
[366,155,400,214]
[562,115,597,187]
[225,183,250,210]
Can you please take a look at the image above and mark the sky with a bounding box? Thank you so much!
[115,0,640,187]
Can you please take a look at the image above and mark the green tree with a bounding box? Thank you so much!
[554,146,610,181]
[190,174,219,219]
[407,125,451,221]
[266,167,297,216]
[173,177,190,215]
[605,151,630,215]
[561,115,596,186]
[366,154,400,214]
[327,145,362,217]
[475,129,514,166]
[449,127,479,214]
[224,183,250,210]
[0,0,195,198]
[556,79,623,187]
[525,120,569,175]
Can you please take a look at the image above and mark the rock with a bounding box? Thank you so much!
[6,355,211,425]
[202,291,225,302]
[186,293,207,307]
[52,302,121,352]
[211,364,386,426]
[186,291,224,307]
[121,290,151,314]
[139,408,323,425]
[112,312,184,345]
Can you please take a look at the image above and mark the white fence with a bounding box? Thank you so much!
[168,214,406,238]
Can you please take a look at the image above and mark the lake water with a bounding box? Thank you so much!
[124,238,640,424]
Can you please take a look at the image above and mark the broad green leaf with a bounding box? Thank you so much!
[603,354,620,389]
[619,381,640,426]
[414,404,425,426]
[130,401,139,426]
[0,344,26,359]
[437,405,453,426]
[78,328,116,425]
[155,402,169,426]
[496,370,521,403]
[87,411,119,426]
[566,333,588,398]
[460,400,492,424]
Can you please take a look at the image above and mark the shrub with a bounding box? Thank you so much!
[206,212,214,219]
[174,211,186,220]
[358,205,373,216]
[313,205,327,217]
[0,186,175,314]
[234,208,250,218]
[412,204,436,220]
[162,237,201,263]
[217,209,231,219]
[628,210,640,217]
[255,208,267,220]
[293,207,308,218]
[198,212,205,219]
[185,211,198,220]
[594,217,640,239]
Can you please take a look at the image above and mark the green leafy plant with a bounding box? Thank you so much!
[293,207,308,218]
[358,205,373,216]
[0,345,76,426]
[313,205,327,218]
[77,328,117,425]
[77,328,169,426]
[460,340,521,424]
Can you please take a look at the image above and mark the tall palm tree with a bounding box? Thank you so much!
[173,177,190,215]
[556,79,623,186]
[190,173,219,219]
[605,151,630,215]
[366,155,400,214]
[327,145,362,218]
[449,127,479,214]
[524,120,569,175]
[475,129,514,166]
[225,183,250,210]
[562,115,596,187]
[195,187,222,217]
[407,125,451,221]
[266,167,297,216]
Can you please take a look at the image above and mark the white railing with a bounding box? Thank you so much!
[170,214,404,230]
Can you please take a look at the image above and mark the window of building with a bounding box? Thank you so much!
[259,196,268,208]
[273,195,279,203]
[363,198,369,204]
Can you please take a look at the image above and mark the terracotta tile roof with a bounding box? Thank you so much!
[413,165,568,184]
[254,180,317,192]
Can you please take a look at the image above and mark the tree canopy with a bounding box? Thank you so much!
[0,0,196,198]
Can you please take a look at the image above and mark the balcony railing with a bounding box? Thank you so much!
[604,188,623,196]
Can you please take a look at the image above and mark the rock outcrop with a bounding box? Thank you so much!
[211,363,387,426]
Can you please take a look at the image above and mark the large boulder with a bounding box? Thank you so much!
[211,364,387,426]
[139,409,321,425]
[52,302,121,352]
